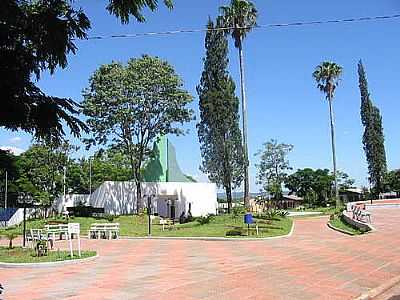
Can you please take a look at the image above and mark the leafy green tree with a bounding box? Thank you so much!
[15,140,75,207]
[1,0,89,141]
[255,140,293,199]
[107,0,173,23]
[285,168,353,206]
[285,168,315,198]
[82,55,193,213]
[66,147,132,194]
[313,61,343,207]
[385,170,400,197]
[285,168,334,206]
[0,150,18,199]
[1,0,173,141]
[358,60,387,197]
[197,19,244,214]
[337,170,355,190]
[219,0,258,209]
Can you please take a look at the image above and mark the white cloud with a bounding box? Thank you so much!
[0,146,25,155]
[9,136,22,144]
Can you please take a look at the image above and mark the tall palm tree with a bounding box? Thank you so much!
[219,0,257,209]
[313,62,343,208]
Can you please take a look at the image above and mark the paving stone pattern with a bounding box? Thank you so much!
[1,208,400,299]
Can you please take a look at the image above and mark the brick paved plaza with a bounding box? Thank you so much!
[1,207,400,300]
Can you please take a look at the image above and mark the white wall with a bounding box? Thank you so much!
[89,181,217,217]
[53,194,90,213]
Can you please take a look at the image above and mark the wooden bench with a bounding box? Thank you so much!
[159,218,174,231]
[88,223,120,240]
[45,224,69,240]
[352,205,371,223]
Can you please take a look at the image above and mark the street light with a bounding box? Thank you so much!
[147,195,153,236]
[17,192,34,248]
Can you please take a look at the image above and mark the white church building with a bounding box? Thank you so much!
[54,137,217,218]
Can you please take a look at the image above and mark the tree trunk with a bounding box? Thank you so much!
[238,40,250,210]
[328,94,340,207]
[225,184,232,214]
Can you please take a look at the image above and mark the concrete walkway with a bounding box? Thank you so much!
[1,208,400,299]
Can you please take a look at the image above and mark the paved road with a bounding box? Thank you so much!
[1,208,400,300]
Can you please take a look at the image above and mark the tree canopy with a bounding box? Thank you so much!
[255,139,293,199]
[285,168,355,206]
[82,55,193,212]
[1,0,174,141]
[358,60,387,196]
[312,62,343,100]
[1,0,90,141]
[219,0,258,49]
[197,19,244,213]
[106,0,173,23]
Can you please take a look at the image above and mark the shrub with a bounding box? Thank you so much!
[46,220,67,225]
[197,214,213,225]
[226,228,243,236]
[262,209,280,219]
[3,231,18,249]
[279,210,289,218]
[104,214,115,222]
[232,206,246,217]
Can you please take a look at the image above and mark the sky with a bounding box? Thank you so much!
[1,0,400,192]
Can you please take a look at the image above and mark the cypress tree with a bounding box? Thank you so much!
[358,60,387,197]
[197,19,244,213]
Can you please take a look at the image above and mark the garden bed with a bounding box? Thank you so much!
[0,247,96,264]
[328,214,368,235]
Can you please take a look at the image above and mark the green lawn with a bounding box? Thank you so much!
[289,206,341,215]
[329,215,366,235]
[0,247,96,263]
[1,214,292,238]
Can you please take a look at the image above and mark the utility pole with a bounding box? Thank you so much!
[63,166,66,200]
[5,170,7,209]
[89,158,92,195]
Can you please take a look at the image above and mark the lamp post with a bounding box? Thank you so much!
[17,192,34,248]
[147,195,152,236]
[5,171,7,209]
[89,158,92,195]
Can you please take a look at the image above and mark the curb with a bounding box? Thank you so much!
[0,254,99,268]
[327,222,356,236]
[120,220,295,242]
[354,274,400,300]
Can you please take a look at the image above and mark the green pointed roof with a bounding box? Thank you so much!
[143,136,195,183]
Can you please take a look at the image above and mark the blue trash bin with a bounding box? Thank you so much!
[244,213,253,224]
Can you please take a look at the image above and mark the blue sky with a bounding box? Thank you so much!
[1,0,400,192]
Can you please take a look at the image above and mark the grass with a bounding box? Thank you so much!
[0,246,96,263]
[329,215,366,235]
[1,214,292,238]
[289,206,340,215]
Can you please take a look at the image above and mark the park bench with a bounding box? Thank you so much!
[45,224,69,241]
[159,218,175,231]
[88,223,120,240]
[352,205,371,223]
[26,229,54,249]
